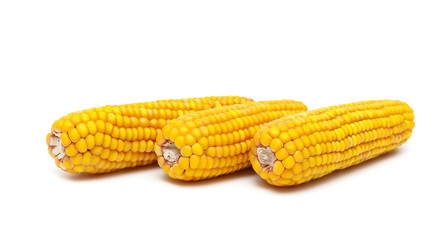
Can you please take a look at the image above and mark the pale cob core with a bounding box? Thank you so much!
[49,132,65,160]
[162,141,181,165]
[257,147,276,167]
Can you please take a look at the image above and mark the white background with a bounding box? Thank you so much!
[1,1,447,239]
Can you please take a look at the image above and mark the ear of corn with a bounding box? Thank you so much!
[154,100,308,181]
[250,100,415,186]
[46,96,253,174]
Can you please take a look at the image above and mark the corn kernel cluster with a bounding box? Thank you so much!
[250,100,415,186]
[47,97,415,187]
[155,100,308,180]
[46,96,253,174]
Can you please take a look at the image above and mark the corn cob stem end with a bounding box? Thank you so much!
[162,141,181,165]
[257,146,276,168]
[48,132,66,160]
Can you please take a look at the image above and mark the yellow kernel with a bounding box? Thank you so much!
[108,151,118,161]
[108,138,117,150]
[198,137,209,150]
[116,152,125,162]
[293,151,304,162]
[259,133,272,147]
[87,121,98,134]
[303,148,310,158]
[60,132,71,146]
[171,164,183,176]
[61,120,74,132]
[178,157,190,170]
[131,141,139,152]
[309,157,316,167]
[279,132,291,143]
[185,134,196,146]
[131,128,138,141]
[193,169,204,178]
[100,148,110,159]
[281,169,294,179]
[282,156,295,169]
[284,142,297,154]
[268,172,281,181]
[294,138,304,151]
[62,159,74,169]
[259,171,269,180]
[168,128,181,141]
[206,147,216,157]
[123,116,131,127]
[190,155,200,169]
[131,117,139,128]
[288,129,299,140]
[95,132,104,145]
[91,155,100,165]
[270,138,283,152]
[174,136,186,149]
[111,127,120,139]
[103,135,112,148]
[76,123,89,138]
[272,161,285,175]
[206,157,214,169]
[316,155,323,165]
[268,127,280,138]
[80,113,90,122]
[292,163,302,174]
[309,146,316,156]
[301,135,311,147]
[65,144,78,157]
[83,152,93,164]
[115,114,123,127]
[123,141,132,152]
[252,158,262,172]
[146,140,154,152]
[85,135,95,149]
[275,148,289,161]
[91,146,103,155]
[96,120,105,133]
[46,133,51,146]
[75,139,88,153]
[309,134,317,145]
[199,155,208,169]
[181,146,193,156]
[139,140,146,152]
[302,160,310,171]
[192,143,203,155]
[96,159,106,169]
[315,144,323,155]
[73,165,86,173]
[216,147,224,157]
[105,122,114,134]
[303,168,312,177]
[191,128,202,140]
[68,128,81,143]
[82,152,92,165]
[292,173,303,181]
[71,154,83,165]
[276,178,292,185]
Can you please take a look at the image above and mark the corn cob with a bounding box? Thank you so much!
[46,96,253,174]
[250,100,415,186]
[154,100,308,181]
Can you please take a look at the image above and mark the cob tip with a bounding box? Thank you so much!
[48,132,66,161]
[256,146,276,168]
[161,141,180,165]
